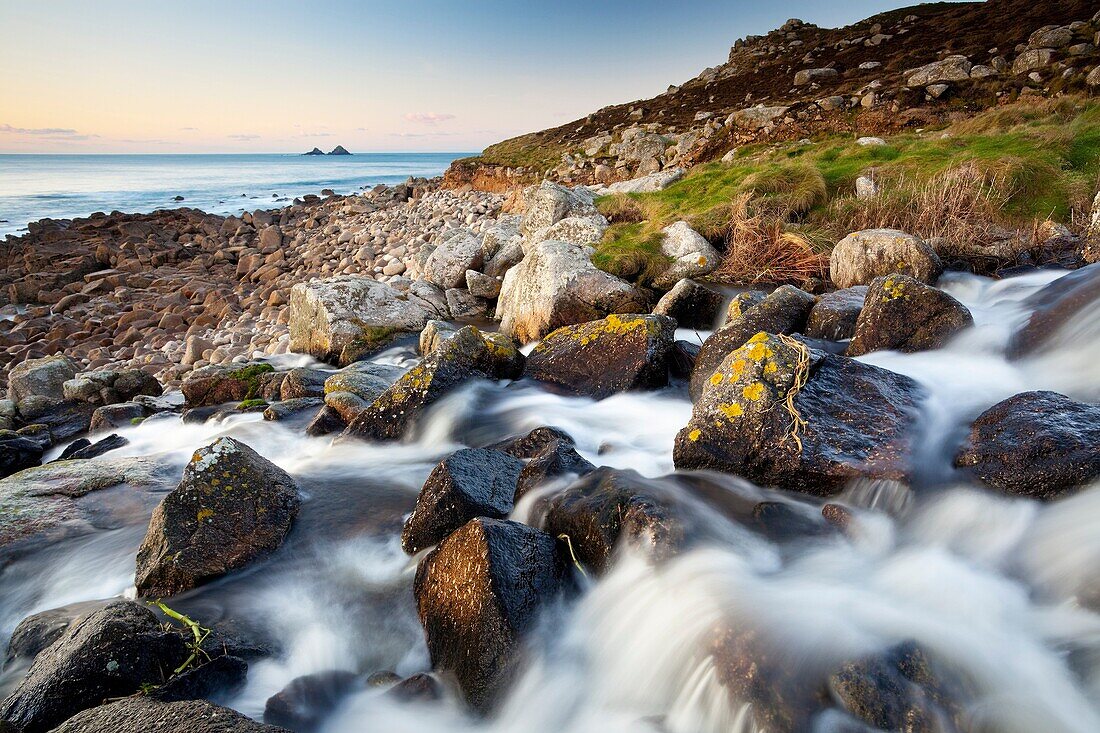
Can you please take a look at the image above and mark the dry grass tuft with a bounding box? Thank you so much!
[711,194,829,286]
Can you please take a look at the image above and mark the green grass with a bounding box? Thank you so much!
[592,97,1100,283]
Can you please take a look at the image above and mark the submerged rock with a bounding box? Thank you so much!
[955,391,1100,499]
[414,518,566,712]
[135,437,301,597]
[0,601,189,733]
[1007,263,1099,358]
[496,240,649,343]
[263,670,359,732]
[525,314,676,399]
[829,229,942,289]
[401,448,525,554]
[846,274,973,356]
[690,285,816,400]
[50,697,287,733]
[675,332,923,495]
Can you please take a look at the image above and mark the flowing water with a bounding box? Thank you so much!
[1,268,1099,732]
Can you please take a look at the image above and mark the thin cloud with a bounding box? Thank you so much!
[402,112,455,125]
[179,127,200,131]
[297,132,333,138]
[1,122,80,135]
[228,133,260,141]
[388,131,462,138]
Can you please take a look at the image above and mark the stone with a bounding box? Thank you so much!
[729,105,789,130]
[690,286,816,400]
[600,168,685,194]
[444,287,490,320]
[401,448,524,554]
[0,432,44,479]
[50,697,286,733]
[906,55,972,86]
[725,290,768,323]
[413,518,566,712]
[536,214,609,251]
[653,278,724,330]
[1029,25,1073,49]
[466,270,502,299]
[1013,48,1053,75]
[675,333,923,495]
[54,433,128,461]
[513,438,595,501]
[262,397,324,423]
[423,227,484,289]
[497,240,650,343]
[519,181,598,245]
[794,67,838,85]
[654,221,720,289]
[526,314,676,399]
[3,600,109,669]
[135,436,301,597]
[7,355,78,407]
[342,327,520,441]
[847,275,973,356]
[1007,264,1098,358]
[63,369,161,406]
[0,601,189,733]
[1088,65,1100,86]
[969,64,999,79]
[263,670,359,732]
[419,320,458,356]
[89,402,147,432]
[805,286,867,341]
[288,276,444,366]
[279,367,329,400]
[855,175,879,200]
[955,391,1100,499]
[829,229,943,289]
[181,363,276,407]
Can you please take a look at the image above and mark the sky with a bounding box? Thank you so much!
[1,0,931,154]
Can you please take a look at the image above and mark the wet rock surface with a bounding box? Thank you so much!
[49,697,289,733]
[413,517,567,712]
[1007,263,1099,358]
[955,390,1100,499]
[263,670,359,732]
[525,314,676,399]
[676,332,923,495]
[847,274,973,356]
[135,436,301,597]
[805,286,867,341]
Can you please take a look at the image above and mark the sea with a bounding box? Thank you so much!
[0,153,470,238]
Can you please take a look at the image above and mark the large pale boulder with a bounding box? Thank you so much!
[423,227,483,289]
[654,221,720,289]
[135,437,300,597]
[7,355,78,408]
[600,168,685,194]
[906,55,972,86]
[288,276,446,366]
[729,106,789,130]
[519,181,598,245]
[534,214,609,252]
[829,229,942,289]
[496,240,650,343]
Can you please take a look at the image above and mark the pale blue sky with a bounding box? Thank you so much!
[1,0,927,153]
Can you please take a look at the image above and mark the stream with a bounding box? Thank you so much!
[1,268,1099,733]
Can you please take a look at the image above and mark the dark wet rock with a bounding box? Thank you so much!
[342,327,516,442]
[542,468,690,573]
[675,333,923,495]
[16,398,94,444]
[955,391,1100,499]
[278,368,330,400]
[494,426,576,459]
[414,518,566,712]
[0,432,43,479]
[515,439,595,501]
[263,670,359,732]
[653,279,724,330]
[263,398,325,422]
[49,697,288,733]
[322,362,407,424]
[304,405,346,437]
[0,601,189,733]
[181,363,276,407]
[1007,263,1100,358]
[385,673,443,703]
[691,286,816,400]
[847,275,973,356]
[3,600,109,669]
[89,402,147,432]
[725,290,768,324]
[54,433,128,462]
[366,671,401,687]
[135,436,301,597]
[822,503,855,531]
[150,653,249,704]
[829,642,959,733]
[401,448,525,554]
[181,405,224,425]
[806,286,867,341]
[525,314,676,399]
[751,501,833,542]
[669,340,700,378]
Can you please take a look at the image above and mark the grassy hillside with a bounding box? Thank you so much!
[594,97,1100,285]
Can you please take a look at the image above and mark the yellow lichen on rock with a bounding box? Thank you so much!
[742,382,765,401]
[718,402,744,419]
[688,428,701,441]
